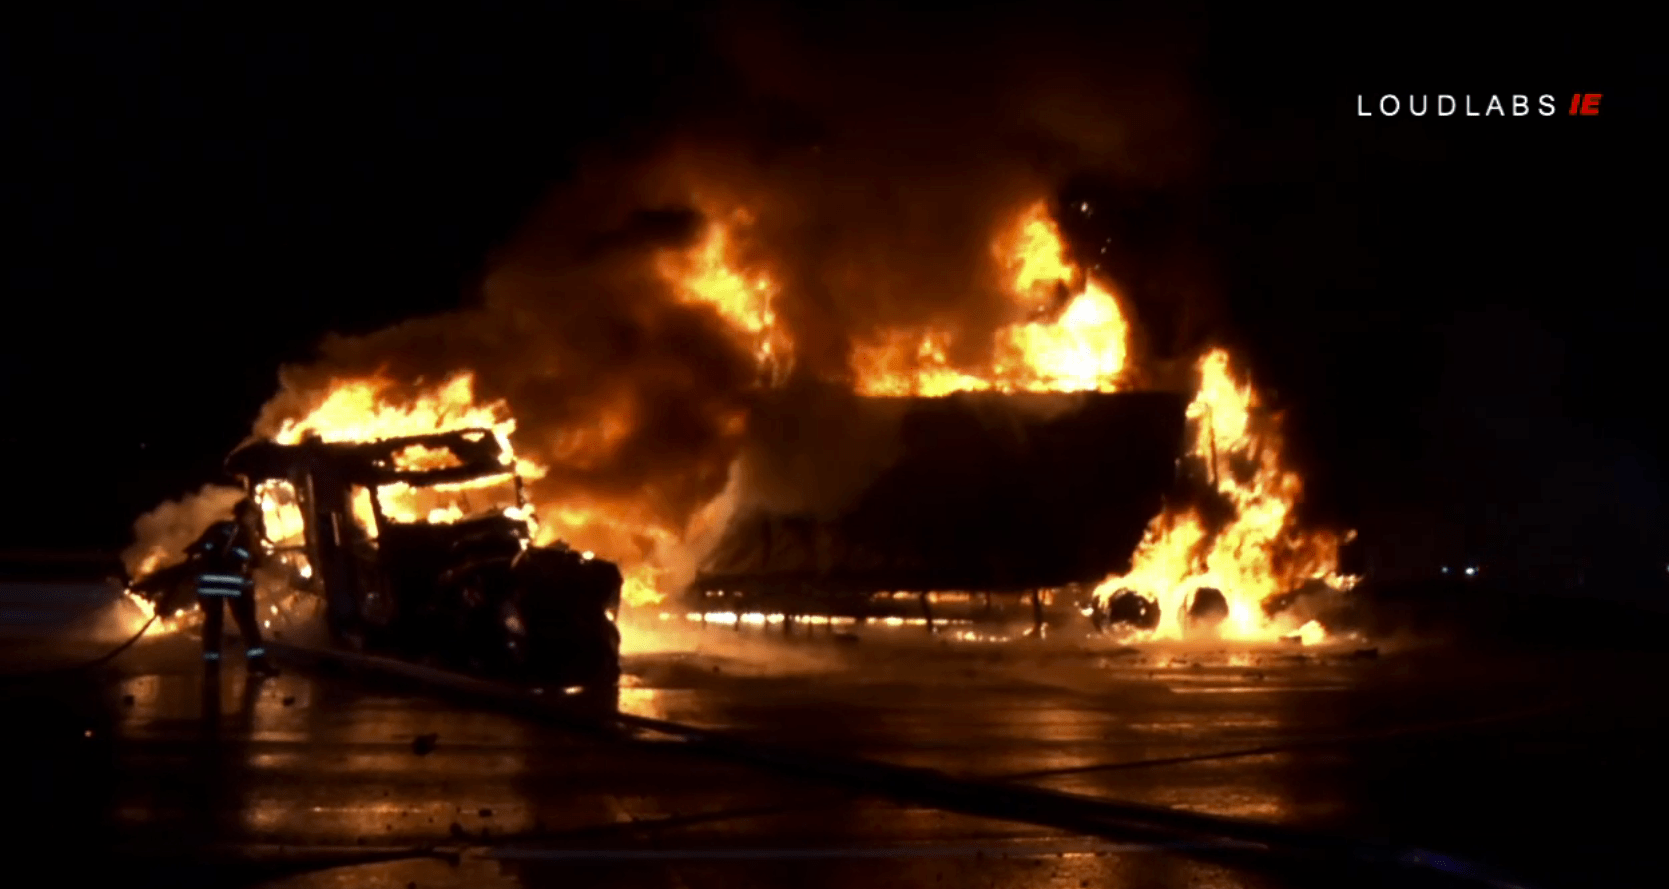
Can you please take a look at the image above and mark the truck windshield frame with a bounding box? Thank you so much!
[371,469,527,528]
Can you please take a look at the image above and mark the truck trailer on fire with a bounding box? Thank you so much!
[688,389,1194,632]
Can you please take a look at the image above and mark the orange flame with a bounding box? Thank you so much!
[1091,348,1352,641]
[852,201,1130,396]
[844,200,1349,641]
[656,209,792,384]
[254,481,308,546]
[257,370,682,614]
[1008,201,1080,298]
[992,279,1129,393]
[257,372,538,562]
[849,329,997,397]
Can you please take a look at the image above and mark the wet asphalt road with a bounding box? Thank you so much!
[5,605,1669,889]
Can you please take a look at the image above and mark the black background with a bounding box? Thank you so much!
[1,5,1659,582]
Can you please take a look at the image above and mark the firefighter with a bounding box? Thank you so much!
[190,496,279,677]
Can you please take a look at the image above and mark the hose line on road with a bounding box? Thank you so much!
[266,640,1549,889]
[111,844,460,889]
[0,612,158,680]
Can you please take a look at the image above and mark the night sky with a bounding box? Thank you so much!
[2,5,1660,581]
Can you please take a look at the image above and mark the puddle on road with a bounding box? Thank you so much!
[252,854,518,889]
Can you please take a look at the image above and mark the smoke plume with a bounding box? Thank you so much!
[122,484,244,578]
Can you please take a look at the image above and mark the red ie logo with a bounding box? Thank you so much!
[1568,94,1602,115]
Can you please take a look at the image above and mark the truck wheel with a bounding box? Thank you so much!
[538,616,619,688]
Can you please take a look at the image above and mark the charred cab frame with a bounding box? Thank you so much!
[220,428,622,688]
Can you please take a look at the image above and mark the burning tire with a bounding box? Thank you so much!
[1093,589,1161,632]
[1183,586,1229,632]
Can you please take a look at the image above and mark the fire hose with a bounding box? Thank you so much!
[5,541,295,681]
[0,609,159,679]
[267,641,1548,889]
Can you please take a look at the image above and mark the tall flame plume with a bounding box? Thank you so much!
[851,202,1130,396]
[1090,348,1353,641]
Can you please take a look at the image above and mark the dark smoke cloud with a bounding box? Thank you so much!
[250,2,1211,562]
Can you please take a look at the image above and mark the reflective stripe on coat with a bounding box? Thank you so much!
[197,575,254,597]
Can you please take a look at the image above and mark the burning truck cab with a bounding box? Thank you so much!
[222,428,621,688]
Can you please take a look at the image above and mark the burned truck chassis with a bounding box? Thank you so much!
[224,429,622,688]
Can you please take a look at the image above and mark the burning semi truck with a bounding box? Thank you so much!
[124,195,1355,652]
[131,427,622,687]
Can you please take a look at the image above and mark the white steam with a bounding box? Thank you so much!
[121,484,244,578]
